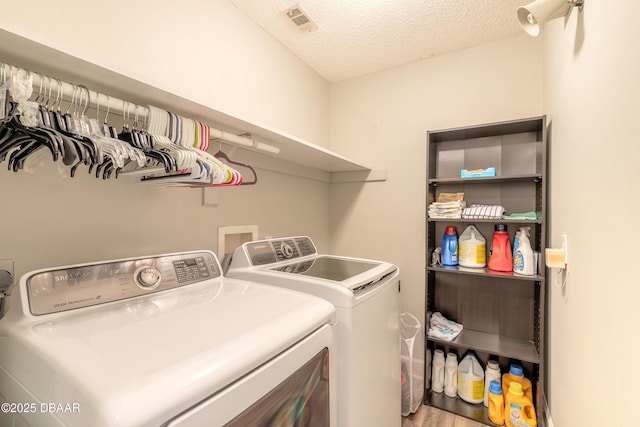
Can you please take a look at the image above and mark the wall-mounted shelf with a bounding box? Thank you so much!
[429,174,541,185]
[426,265,544,282]
[428,218,542,224]
[0,24,384,183]
[429,330,539,364]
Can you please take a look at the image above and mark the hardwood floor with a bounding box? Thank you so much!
[403,405,488,427]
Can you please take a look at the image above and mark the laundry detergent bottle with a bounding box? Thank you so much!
[502,364,533,402]
[444,352,458,398]
[431,349,445,393]
[488,380,505,426]
[488,224,512,272]
[458,224,487,268]
[457,351,484,404]
[441,226,459,266]
[505,382,537,427]
[484,360,501,407]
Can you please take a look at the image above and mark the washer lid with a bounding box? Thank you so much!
[270,255,397,291]
[271,256,378,281]
[0,276,335,427]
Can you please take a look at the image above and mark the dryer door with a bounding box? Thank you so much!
[165,324,335,427]
[227,348,329,426]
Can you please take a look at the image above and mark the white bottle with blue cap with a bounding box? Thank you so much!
[513,227,535,275]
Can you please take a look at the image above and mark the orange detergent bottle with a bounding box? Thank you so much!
[501,364,533,402]
[488,224,512,272]
[488,380,505,426]
[504,382,537,427]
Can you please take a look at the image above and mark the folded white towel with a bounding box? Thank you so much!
[462,204,505,219]
[427,312,463,342]
[428,199,466,219]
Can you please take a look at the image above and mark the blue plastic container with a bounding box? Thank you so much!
[441,226,458,266]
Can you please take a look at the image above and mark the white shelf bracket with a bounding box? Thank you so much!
[202,188,220,208]
[330,169,387,184]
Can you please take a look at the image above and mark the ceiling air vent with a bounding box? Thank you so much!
[285,4,318,32]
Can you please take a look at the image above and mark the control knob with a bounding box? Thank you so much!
[135,266,162,290]
[281,242,295,258]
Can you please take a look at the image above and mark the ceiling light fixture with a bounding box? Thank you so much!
[517,0,584,36]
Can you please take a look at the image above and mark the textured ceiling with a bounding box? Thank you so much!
[230,0,532,82]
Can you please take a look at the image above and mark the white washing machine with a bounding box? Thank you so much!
[0,250,337,427]
[226,236,401,427]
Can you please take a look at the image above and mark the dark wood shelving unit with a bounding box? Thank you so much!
[424,116,547,426]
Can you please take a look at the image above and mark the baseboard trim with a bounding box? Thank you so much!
[543,394,554,427]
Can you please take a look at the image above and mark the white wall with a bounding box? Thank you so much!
[328,35,544,319]
[0,0,330,147]
[543,4,640,426]
[0,0,332,280]
[0,164,329,278]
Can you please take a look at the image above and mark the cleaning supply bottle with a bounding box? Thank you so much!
[484,359,501,407]
[488,380,505,426]
[505,382,537,427]
[502,364,533,402]
[431,349,445,393]
[441,226,458,266]
[513,227,535,276]
[458,224,487,268]
[457,351,484,404]
[444,352,458,397]
[488,224,512,272]
[512,229,522,259]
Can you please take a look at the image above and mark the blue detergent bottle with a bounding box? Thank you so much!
[441,226,459,266]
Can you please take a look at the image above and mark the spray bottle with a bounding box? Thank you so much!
[512,229,522,259]
[513,227,534,276]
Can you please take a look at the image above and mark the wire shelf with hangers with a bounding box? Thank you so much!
[0,62,260,186]
[0,27,380,183]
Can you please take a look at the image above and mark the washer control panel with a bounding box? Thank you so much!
[173,256,212,282]
[245,236,317,266]
[26,251,220,316]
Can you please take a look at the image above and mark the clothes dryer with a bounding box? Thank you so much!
[226,236,401,427]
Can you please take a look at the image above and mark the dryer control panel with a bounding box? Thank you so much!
[25,251,220,316]
[245,237,317,266]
